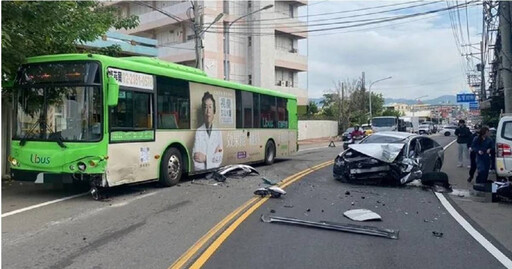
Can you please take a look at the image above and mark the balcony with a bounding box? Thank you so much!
[273,85,308,105]
[275,17,307,39]
[118,1,192,35]
[275,50,307,72]
[290,0,308,6]
[158,40,196,63]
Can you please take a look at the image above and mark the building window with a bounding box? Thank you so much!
[156,76,190,129]
[248,0,252,8]
[248,74,252,85]
[248,36,252,47]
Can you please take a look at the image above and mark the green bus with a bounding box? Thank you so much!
[9,54,298,198]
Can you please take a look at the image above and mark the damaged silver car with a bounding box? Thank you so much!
[333,132,444,184]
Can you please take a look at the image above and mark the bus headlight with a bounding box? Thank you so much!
[10,158,18,166]
[77,162,87,172]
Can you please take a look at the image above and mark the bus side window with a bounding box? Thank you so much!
[156,76,190,129]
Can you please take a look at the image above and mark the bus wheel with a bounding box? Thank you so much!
[264,140,276,165]
[160,148,182,187]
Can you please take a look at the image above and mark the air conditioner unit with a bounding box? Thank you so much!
[280,81,286,86]
[276,80,282,86]
[285,81,291,87]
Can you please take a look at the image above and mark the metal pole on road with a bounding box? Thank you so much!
[224,4,273,81]
[369,76,392,120]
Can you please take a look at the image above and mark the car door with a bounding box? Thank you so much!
[419,137,436,171]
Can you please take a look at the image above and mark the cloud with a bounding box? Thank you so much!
[301,1,481,100]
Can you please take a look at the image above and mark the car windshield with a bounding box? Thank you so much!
[361,134,406,144]
[372,118,396,127]
[345,127,354,133]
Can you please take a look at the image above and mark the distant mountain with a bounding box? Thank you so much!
[384,95,457,105]
[309,95,458,107]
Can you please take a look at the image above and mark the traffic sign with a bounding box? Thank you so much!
[457,93,476,103]
[469,102,479,111]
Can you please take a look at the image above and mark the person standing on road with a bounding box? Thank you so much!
[455,119,471,167]
[467,124,481,182]
[471,126,494,184]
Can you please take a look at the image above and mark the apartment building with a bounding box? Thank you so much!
[109,0,308,105]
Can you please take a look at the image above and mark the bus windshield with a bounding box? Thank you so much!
[372,118,396,127]
[14,62,102,142]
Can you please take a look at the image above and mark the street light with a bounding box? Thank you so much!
[224,4,273,81]
[412,95,428,117]
[368,76,392,120]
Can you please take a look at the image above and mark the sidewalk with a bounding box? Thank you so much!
[442,144,512,254]
[298,137,343,151]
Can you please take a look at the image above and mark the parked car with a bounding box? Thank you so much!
[418,124,432,135]
[333,132,444,184]
[496,117,512,179]
[342,127,355,141]
[441,125,458,136]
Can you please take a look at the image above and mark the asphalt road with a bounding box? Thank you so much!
[3,135,510,269]
[197,135,507,269]
[1,142,342,268]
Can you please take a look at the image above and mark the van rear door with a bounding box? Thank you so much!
[496,118,512,175]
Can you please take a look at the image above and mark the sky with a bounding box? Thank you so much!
[299,0,483,100]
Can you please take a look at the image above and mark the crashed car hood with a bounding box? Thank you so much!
[347,143,405,163]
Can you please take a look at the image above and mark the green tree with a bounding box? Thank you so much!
[381,109,401,117]
[307,101,319,115]
[2,1,139,83]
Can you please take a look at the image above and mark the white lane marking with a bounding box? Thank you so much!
[434,192,512,268]
[2,192,88,218]
[443,139,457,150]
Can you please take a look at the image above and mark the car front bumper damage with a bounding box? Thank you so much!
[333,143,422,184]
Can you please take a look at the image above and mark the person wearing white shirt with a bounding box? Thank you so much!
[192,92,223,171]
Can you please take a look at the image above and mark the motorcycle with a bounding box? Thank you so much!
[343,134,365,150]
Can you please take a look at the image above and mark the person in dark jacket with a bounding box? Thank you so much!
[454,119,472,167]
[467,125,481,182]
[471,126,494,184]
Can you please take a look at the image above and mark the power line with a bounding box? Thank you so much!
[206,1,444,29]
[205,1,480,36]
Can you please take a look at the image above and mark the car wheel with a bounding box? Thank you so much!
[444,131,450,136]
[264,140,276,165]
[159,148,183,187]
[433,159,442,172]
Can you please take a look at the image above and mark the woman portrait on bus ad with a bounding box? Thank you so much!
[192,91,223,171]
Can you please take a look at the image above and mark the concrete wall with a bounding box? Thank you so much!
[298,120,338,141]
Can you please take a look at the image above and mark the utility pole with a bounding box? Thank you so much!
[501,1,512,112]
[192,1,203,70]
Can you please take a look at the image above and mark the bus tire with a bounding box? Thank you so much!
[264,140,276,165]
[160,148,183,187]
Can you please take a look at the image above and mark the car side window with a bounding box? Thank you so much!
[419,138,434,152]
[409,138,421,157]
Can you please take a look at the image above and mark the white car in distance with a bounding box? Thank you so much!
[441,125,458,136]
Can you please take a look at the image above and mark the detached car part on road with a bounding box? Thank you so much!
[333,132,444,185]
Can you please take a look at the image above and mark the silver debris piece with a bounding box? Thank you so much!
[254,186,286,198]
[343,209,382,221]
[261,214,399,239]
[219,164,259,176]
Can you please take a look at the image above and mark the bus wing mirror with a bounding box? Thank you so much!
[107,76,119,107]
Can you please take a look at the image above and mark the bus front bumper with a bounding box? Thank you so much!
[11,169,93,184]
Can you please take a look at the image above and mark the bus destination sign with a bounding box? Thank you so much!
[108,68,154,90]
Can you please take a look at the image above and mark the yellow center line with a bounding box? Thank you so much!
[189,160,333,269]
[169,160,333,269]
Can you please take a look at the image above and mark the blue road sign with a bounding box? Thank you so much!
[469,102,479,110]
[457,93,476,103]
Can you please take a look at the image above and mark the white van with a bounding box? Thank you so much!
[496,115,512,179]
